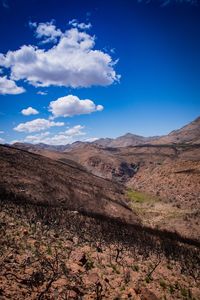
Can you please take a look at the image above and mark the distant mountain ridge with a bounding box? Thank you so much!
[12,116,200,151]
[151,116,200,145]
[94,116,200,147]
[94,133,160,147]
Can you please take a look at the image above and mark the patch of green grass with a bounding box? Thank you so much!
[126,189,158,204]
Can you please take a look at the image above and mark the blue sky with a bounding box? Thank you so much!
[0,0,200,145]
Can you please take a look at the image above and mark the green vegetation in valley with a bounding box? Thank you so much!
[126,189,159,204]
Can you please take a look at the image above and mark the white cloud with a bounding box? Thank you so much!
[0,75,25,95]
[0,130,4,134]
[21,106,39,116]
[10,140,20,144]
[69,19,92,30]
[49,94,104,118]
[29,20,62,44]
[64,125,85,136]
[24,131,50,143]
[84,137,99,142]
[37,91,47,95]
[23,125,86,145]
[0,24,120,88]
[14,118,64,133]
[0,137,5,143]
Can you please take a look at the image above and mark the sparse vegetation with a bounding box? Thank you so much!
[127,188,159,204]
[0,199,199,299]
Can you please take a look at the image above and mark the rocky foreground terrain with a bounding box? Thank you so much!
[0,199,199,300]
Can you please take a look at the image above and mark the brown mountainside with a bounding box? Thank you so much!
[0,145,139,224]
[10,117,200,238]
[152,116,200,145]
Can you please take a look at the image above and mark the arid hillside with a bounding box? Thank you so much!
[152,116,200,145]
[11,117,200,239]
[12,142,200,239]
[0,145,139,224]
[1,121,200,299]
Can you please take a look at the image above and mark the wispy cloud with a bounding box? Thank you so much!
[14,118,64,133]
[29,20,62,44]
[69,19,92,30]
[37,91,47,95]
[0,76,25,95]
[23,125,86,145]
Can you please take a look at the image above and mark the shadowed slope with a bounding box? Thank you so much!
[0,145,139,224]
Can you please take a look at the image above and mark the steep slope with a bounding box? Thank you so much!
[0,145,139,224]
[9,117,200,238]
[152,116,200,145]
[30,143,199,238]
[94,116,200,147]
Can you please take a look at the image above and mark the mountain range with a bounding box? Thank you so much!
[13,116,200,152]
[9,116,200,239]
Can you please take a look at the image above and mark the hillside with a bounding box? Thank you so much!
[0,145,139,224]
[11,117,200,238]
[152,116,200,145]
[0,199,200,300]
[1,122,200,299]
[12,141,200,239]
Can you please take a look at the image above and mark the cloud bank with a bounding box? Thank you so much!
[23,125,86,145]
